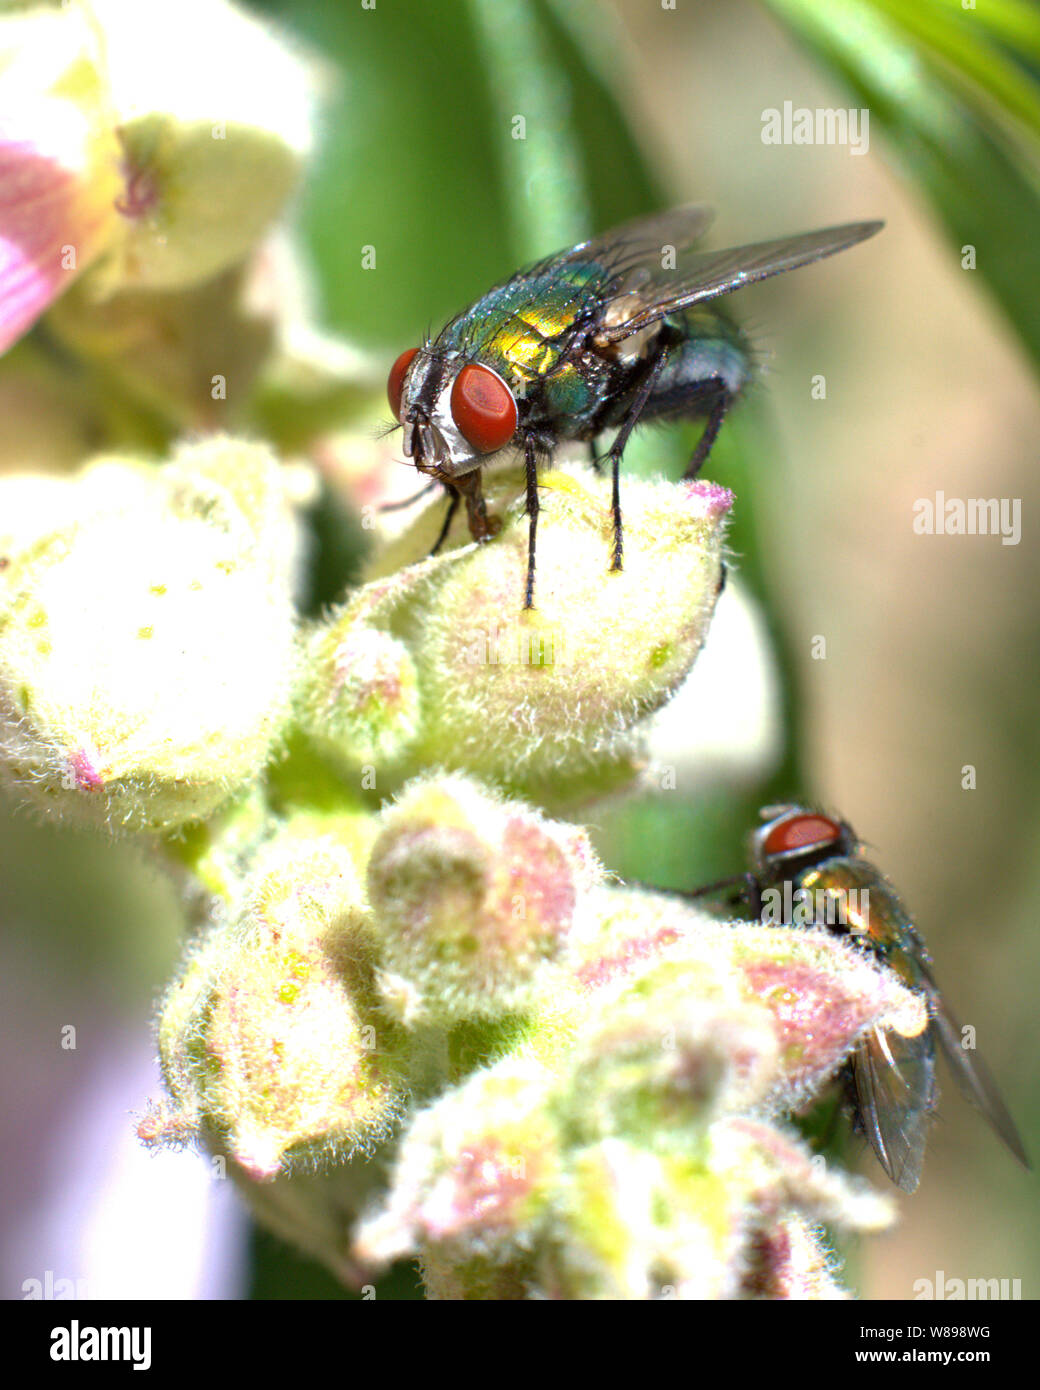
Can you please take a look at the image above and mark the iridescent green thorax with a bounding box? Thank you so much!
[797,856,929,991]
[438,267,600,393]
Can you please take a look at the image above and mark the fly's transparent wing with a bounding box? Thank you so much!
[446,206,717,360]
[596,220,884,344]
[521,204,716,287]
[850,1024,936,1193]
[927,988,1030,1169]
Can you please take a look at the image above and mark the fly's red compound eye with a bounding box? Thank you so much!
[387,348,419,422]
[450,363,517,454]
[762,812,844,859]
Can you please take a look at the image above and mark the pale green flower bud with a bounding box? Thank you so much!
[564,964,781,1143]
[0,438,300,831]
[156,829,406,1180]
[366,775,601,1023]
[84,0,315,295]
[299,614,422,771]
[365,465,732,806]
[544,1123,890,1300]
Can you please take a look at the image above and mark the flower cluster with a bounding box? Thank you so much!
[1,0,922,1299]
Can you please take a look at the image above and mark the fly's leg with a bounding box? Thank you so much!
[455,469,501,545]
[678,871,763,917]
[588,436,603,474]
[429,485,460,556]
[378,479,439,513]
[523,434,540,609]
[683,380,733,480]
[604,348,669,571]
[626,869,762,917]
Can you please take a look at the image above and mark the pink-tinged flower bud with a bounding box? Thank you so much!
[365,465,732,807]
[300,618,422,771]
[727,923,927,1106]
[354,1058,561,1270]
[565,963,780,1141]
[0,6,123,354]
[742,1213,849,1300]
[565,888,926,1110]
[0,439,301,831]
[712,1116,894,1235]
[156,832,406,1181]
[366,776,601,1022]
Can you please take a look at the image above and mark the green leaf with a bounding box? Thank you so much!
[869,0,1040,143]
[761,0,1040,375]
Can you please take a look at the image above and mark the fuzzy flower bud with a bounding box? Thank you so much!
[0,437,300,831]
[347,873,920,1298]
[355,1058,561,1269]
[567,887,928,1100]
[564,963,781,1142]
[367,775,601,1023]
[154,827,406,1180]
[361,464,731,806]
[299,608,422,771]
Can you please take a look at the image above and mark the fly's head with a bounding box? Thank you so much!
[750,803,858,887]
[387,347,519,482]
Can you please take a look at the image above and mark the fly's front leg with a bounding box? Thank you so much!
[604,348,669,571]
[454,468,500,545]
[684,379,733,480]
[677,870,763,917]
[378,479,439,513]
[429,484,460,556]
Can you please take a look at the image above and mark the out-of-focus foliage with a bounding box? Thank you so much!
[763,0,1040,373]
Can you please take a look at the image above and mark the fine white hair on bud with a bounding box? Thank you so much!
[358,463,733,808]
[0,438,302,832]
[366,774,602,1023]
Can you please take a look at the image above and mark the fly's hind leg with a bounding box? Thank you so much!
[684,379,733,480]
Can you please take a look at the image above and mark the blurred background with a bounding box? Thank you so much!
[2,0,1038,1299]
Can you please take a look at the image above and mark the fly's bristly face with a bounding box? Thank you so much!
[387,345,519,483]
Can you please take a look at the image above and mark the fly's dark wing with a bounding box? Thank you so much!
[597,221,883,344]
[850,1024,936,1193]
[927,988,1031,1169]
